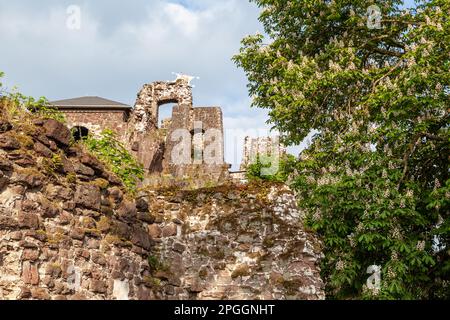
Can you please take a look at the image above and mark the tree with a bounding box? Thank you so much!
[234,0,449,299]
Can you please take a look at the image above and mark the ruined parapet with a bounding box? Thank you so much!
[126,76,228,184]
[240,136,286,171]
[125,77,193,174]
[129,79,193,134]
[162,106,227,182]
[52,76,229,184]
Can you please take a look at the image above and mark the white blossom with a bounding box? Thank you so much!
[406,189,414,198]
[391,251,398,261]
[416,240,425,251]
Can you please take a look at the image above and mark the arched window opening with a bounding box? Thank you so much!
[71,126,89,141]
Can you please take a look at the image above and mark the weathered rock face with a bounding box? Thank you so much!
[126,78,229,184]
[0,118,156,300]
[142,184,324,300]
[0,113,324,300]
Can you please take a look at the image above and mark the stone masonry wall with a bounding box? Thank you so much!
[241,136,287,171]
[126,78,228,183]
[0,111,324,300]
[128,79,193,135]
[0,117,155,300]
[143,183,325,300]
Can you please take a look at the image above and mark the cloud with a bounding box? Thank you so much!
[0,0,297,169]
[163,3,200,36]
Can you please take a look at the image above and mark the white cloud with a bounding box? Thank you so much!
[0,0,282,168]
[163,3,200,36]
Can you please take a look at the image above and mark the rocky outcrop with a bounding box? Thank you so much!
[0,112,324,300]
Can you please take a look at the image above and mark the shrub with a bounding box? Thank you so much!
[82,129,144,193]
[0,71,65,123]
[246,154,295,183]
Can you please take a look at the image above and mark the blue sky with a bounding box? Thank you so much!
[0,0,417,169]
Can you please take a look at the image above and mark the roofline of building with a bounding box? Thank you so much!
[53,104,131,107]
[51,104,132,110]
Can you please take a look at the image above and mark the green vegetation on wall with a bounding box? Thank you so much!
[246,154,295,183]
[82,129,144,193]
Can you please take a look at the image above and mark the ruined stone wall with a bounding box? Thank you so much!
[126,80,193,174]
[192,107,224,165]
[0,107,324,300]
[143,184,325,300]
[55,78,228,183]
[63,110,129,139]
[0,118,155,300]
[128,79,193,136]
[162,106,227,182]
[241,136,287,171]
[127,78,228,183]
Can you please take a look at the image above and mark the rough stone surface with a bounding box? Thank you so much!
[43,119,71,147]
[0,108,324,300]
[143,184,325,300]
[52,76,229,185]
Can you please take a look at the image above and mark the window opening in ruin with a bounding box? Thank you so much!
[71,126,89,141]
[190,128,205,164]
[158,103,176,129]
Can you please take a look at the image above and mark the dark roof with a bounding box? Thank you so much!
[50,96,131,110]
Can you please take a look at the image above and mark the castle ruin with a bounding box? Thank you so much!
[240,136,286,171]
[51,75,230,184]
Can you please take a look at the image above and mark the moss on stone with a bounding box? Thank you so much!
[46,232,66,245]
[143,276,161,289]
[91,178,109,190]
[263,236,276,248]
[208,246,226,260]
[198,267,208,279]
[66,172,77,184]
[83,228,101,238]
[12,132,34,149]
[104,234,132,247]
[148,254,170,274]
[282,278,303,296]
[96,216,111,233]
[231,264,251,279]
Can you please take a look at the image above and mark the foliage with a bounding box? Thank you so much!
[82,129,144,193]
[0,72,65,122]
[246,153,295,182]
[235,0,449,299]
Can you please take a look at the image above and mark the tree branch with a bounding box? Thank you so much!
[397,134,421,189]
[422,133,446,142]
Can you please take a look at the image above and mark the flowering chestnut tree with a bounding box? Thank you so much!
[234,0,449,299]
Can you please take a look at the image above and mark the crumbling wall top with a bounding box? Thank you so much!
[131,78,193,133]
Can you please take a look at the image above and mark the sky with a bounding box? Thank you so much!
[0,0,416,169]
